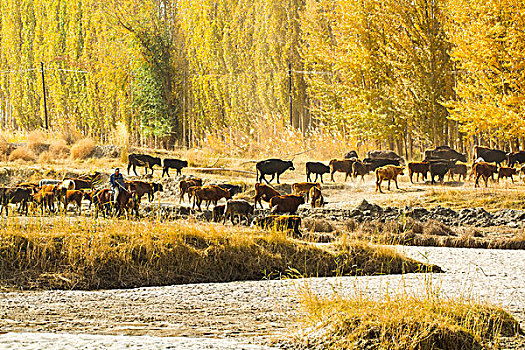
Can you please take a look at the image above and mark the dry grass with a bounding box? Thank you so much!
[8,147,36,162]
[293,291,521,349]
[341,218,525,250]
[70,138,95,160]
[49,139,71,159]
[0,217,437,290]
[26,130,49,154]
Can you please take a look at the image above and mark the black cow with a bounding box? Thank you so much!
[162,158,188,177]
[474,146,506,166]
[0,187,33,215]
[366,150,405,165]
[128,153,162,176]
[425,146,467,163]
[256,159,295,184]
[507,151,525,167]
[344,150,359,159]
[362,158,401,171]
[306,162,330,183]
[429,160,456,184]
[217,184,244,197]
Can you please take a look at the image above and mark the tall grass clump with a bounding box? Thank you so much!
[70,138,95,159]
[293,291,521,349]
[0,217,438,290]
[0,134,9,160]
[26,130,49,154]
[8,146,36,162]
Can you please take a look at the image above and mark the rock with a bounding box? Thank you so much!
[356,199,383,213]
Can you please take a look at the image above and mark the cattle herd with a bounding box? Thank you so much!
[0,147,524,233]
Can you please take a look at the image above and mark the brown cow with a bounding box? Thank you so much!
[125,180,153,202]
[179,178,203,203]
[473,162,498,187]
[375,165,404,193]
[32,190,56,214]
[269,194,305,214]
[352,160,371,181]
[192,185,231,210]
[253,183,280,209]
[291,182,320,201]
[497,167,517,183]
[61,190,84,214]
[448,163,468,182]
[408,162,429,183]
[329,159,355,182]
[92,189,112,218]
[309,186,325,208]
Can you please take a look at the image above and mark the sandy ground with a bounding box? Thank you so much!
[0,245,524,349]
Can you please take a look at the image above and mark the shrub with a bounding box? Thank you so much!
[70,138,95,160]
[26,131,49,154]
[8,147,36,162]
[49,139,70,159]
[0,135,9,160]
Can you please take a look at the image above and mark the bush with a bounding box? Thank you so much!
[70,138,95,160]
[8,147,36,162]
[26,131,49,154]
[49,139,70,159]
[0,135,9,160]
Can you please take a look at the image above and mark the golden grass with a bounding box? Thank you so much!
[70,138,95,159]
[49,139,71,159]
[404,188,525,211]
[8,146,36,162]
[293,291,521,349]
[0,217,437,290]
[341,218,525,250]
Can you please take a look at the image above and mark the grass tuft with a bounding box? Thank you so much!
[70,138,95,160]
[8,146,36,162]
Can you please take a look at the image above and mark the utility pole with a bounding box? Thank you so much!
[288,62,293,127]
[41,62,49,129]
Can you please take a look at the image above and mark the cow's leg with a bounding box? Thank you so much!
[162,167,168,177]
[306,172,311,182]
[128,162,132,175]
[177,169,182,176]
[511,175,514,183]
[331,171,335,182]
[133,164,138,176]
[268,173,275,183]
[387,179,391,190]
[410,171,413,183]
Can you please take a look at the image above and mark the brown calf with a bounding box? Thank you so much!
[32,190,56,214]
[62,190,84,214]
[497,167,517,183]
[192,185,231,210]
[375,165,404,193]
[473,162,498,187]
[352,161,371,181]
[448,163,468,182]
[309,186,325,208]
[291,182,320,201]
[125,180,153,202]
[179,178,203,203]
[408,162,429,183]
[329,159,355,182]
[253,183,280,209]
[269,194,305,214]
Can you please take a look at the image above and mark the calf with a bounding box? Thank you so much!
[62,190,83,214]
[223,199,254,224]
[32,190,56,214]
[128,153,162,176]
[329,159,355,182]
[429,161,456,184]
[256,159,295,184]
[162,158,188,177]
[269,194,305,214]
[497,167,517,183]
[92,189,112,218]
[448,163,468,182]
[352,160,372,181]
[408,162,429,183]
[193,185,231,210]
[291,182,320,201]
[253,215,302,238]
[179,178,203,202]
[212,204,226,222]
[473,162,498,187]
[309,186,325,208]
[0,187,33,215]
[253,183,280,209]
[306,162,330,183]
[217,183,244,197]
[375,165,404,193]
[125,181,153,202]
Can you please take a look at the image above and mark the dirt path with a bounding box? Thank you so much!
[0,246,524,348]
